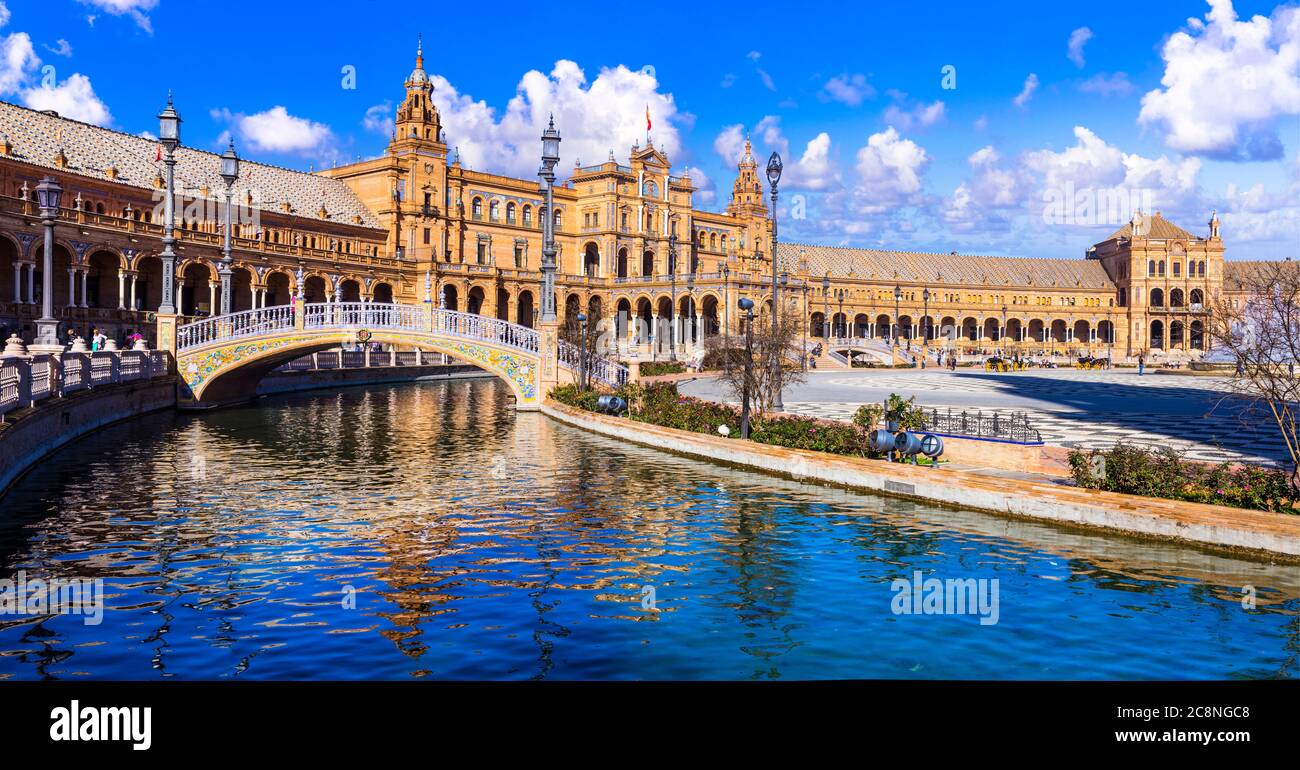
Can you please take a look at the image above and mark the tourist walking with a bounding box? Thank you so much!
[1138,354,1145,376]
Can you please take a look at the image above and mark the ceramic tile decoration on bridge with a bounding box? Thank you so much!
[169,298,629,409]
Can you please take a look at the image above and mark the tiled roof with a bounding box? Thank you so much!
[1105,212,1196,241]
[1223,259,1297,289]
[0,100,380,228]
[779,243,1116,289]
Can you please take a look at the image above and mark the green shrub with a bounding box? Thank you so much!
[639,361,688,377]
[1069,443,1296,514]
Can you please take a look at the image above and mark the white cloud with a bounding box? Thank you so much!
[1078,72,1134,97]
[713,123,746,165]
[429,59,684,179]
[1067,27,1093,67]
[0,8,111,127]
[212,105,337,158]
[23,73,112,124]
[362,102,393,137]
[1013,73,1039,108]
[720,73,735,88]
[821,73,874,106]
[853,127,929,213]
[1138,0,1300,161]
[76,0,157,34]
[0,27,37,94]
[882,95,946,130]
[43,38,72,57]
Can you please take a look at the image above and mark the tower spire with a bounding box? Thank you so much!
[416,33,423,69]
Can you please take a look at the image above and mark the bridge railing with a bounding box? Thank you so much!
[558,339,631,388]
[431,308,540,354]
[178,305,296,350]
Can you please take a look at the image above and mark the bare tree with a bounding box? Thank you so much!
[711,303,807,414]
[1210,259,1300,488]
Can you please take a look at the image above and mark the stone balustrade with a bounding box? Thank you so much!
[0,336,170,421]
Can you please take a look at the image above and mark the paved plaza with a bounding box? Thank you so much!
[678,368,1289,465]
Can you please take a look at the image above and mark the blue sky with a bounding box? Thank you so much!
[1,0,1297,259]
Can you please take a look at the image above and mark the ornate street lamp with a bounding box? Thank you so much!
[686,268,695,353]
[538,115,561,323]
[766,151,784,410]
[1001,304,1008,354]
[738,297,755,439]
[721,262,731,366]
[822,273,830,341]
[157,93,181,315]
[835,288,846,339]
[893,284,902,346]
[668,230,678,361]
[218,139,240,316]
[577,312,588,390]
[922,287,931,345]
[32,176,62,347]
[800,280,809,371]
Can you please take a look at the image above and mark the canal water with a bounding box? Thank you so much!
[0,379,1295,680]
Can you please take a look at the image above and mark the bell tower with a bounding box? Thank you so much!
[394,35,442,146]
[726,136,769,260]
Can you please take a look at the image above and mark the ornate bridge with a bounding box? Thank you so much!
[172,302,630,409]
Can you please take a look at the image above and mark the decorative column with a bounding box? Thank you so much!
[208,281,217,315]
[154,94,182,354]
[11,262,19,303]
[32,176,63,350]
[79,269,88,308]
[67,269,77,310]
[537,116,562,397]
[117,269,126,309]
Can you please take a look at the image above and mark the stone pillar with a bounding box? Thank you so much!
[80,269,88,308]
[67,268,76,309]
[117,270,126,309]
[25,263,34,304]
[128,274,137,312]
[208,282,217,316]
[11,262,19,303]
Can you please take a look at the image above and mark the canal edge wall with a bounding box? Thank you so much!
[541,400,1300,561]
[0,378,178,498]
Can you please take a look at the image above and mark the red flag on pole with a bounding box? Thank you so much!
[645,104,651,132]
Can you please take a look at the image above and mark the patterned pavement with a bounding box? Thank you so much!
[680,368,1288,466]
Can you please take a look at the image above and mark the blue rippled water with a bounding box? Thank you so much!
[0,379,1295,680]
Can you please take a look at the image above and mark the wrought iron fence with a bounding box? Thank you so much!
[919,407,1042,444]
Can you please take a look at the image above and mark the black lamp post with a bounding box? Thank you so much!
[922,287,931,345]
[577,311,588,390]
[218,139,240,316]
[766,151,784,411]
[739,297,755,439]
[686,269,695,353]
[1001,304,1008,354]
[33,176,62,347]
[538,115,561,323]
[821,273,830,341]
[801,280,809,372]
[893,284,902,346]
[721,263,731,370]
[835,288,846,339]
[157,94,181,315]
[668,230,678,361]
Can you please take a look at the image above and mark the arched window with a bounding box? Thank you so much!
[553,209,562,229]
[489,200,500,222]
[1148,260,1156,277]
[471,198,483,220]
[1150,288,1164,307]
[506,202,516,224]
[1172,261,1181,277]
[522,205,532,227]
[1198,260,1206,277]
[1158,260,1166,277]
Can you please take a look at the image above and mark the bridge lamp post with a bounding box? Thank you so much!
[893,284,902,346]
[157,94,181,316]
[538,115,561,324]
[766,151,783,411]
[801,280,808,372]
[32,176,62,347]
[577,312,588,390]
[738,296,755,439]
[668,231,678,361]
[218,140,240,316]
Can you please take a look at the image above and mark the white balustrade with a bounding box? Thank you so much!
[176,305,296,350]
[0,349,173,421]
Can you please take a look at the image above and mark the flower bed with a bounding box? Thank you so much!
[550,382,883,458]
[1068,444,1296,515]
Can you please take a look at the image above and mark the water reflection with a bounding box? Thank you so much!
[0,378,1296,680]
